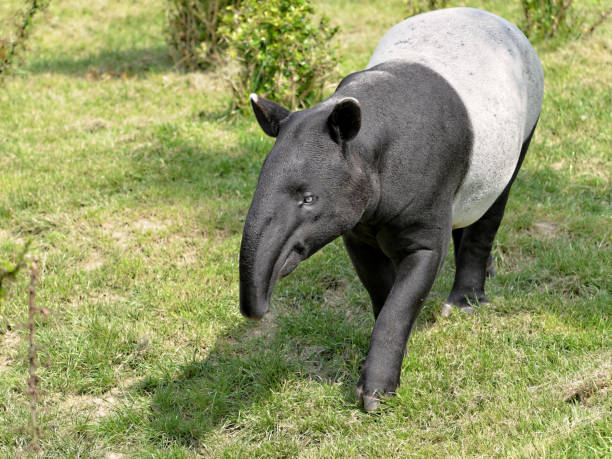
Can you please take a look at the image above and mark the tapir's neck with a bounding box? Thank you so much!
[360,161,381,223]
[328,60,474,227]
[330,65,403,225]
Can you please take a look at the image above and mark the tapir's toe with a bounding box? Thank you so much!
[355,387,381,412]
[440,302,476,317]
[440,302,453,317]
[355,385,391,412]
[363,394,380,412]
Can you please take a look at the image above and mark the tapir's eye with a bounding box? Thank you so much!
[302,194,316,205]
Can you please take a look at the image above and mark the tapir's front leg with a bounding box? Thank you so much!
[356,232,449,411]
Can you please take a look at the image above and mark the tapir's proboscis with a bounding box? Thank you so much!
[239,8,543,411]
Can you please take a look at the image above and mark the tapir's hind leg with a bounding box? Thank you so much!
[453,228,494,273]
[443,122,538,316]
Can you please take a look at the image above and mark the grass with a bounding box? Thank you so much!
[1,0,610,456]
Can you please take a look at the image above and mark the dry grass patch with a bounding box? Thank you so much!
[59,375,143,420]
[72,118,111,133]
[563,362,612,405]
[531,221,560,239]
[0,330,20,370]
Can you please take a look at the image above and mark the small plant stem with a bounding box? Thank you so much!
[27,261,40,451]
[586,5,612,36]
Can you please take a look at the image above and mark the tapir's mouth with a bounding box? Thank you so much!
[242,247,303,321]
[278,249,302,280]
[265,245,306,304]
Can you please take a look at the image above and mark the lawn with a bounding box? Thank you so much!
[0,0,610,456]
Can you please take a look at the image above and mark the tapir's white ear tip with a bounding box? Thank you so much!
[249,93,259,103]
[339,96,360,105]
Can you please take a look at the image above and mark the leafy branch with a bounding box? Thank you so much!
[0,241,30,299]
[0,0,51,78]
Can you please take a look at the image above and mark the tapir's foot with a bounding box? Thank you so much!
[441,290,489,317]
[355,386,384,412]
[355,370,399,412]
[440,302,474,317]
[355,384,396,412]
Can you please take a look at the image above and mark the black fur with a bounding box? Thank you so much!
[241,60,537,410]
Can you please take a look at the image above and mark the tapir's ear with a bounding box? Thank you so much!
[250,93,291,138]
[328,97,361,143]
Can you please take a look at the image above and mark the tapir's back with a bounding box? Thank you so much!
[368,8,543,228]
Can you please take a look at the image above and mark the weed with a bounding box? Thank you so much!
[0,0,50,78]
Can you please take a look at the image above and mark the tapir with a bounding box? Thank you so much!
[239,8,543,411]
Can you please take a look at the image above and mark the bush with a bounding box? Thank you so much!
[220,0,339,111]
[405,0,449,17]
[405,0,610,46]
[0,0,50,78]
[166,0,243,69]
[520,1,612,44]
[520,0,575,41]
[0,242,29,301]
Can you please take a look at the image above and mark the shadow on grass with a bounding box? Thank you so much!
[103,123,608,446]
[133,280,373,446]
[104,126,372,443]
[27,45,173,77]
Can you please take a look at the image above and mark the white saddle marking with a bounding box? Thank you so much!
[367,8,543,228]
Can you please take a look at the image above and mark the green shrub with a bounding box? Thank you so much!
[405,0,449,17]
[166,0,243,69]
[0,0,50,78]
[520,0,575,41]
[220,0,339,111]
[404,0,609,47]
[520,1,611,44]
[0,242,29,301]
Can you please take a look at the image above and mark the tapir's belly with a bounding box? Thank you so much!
[367,8,543,228]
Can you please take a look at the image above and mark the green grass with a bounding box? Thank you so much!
[1,0,610,456]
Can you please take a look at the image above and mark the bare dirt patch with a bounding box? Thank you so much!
[74,118,110,133]
[550,157,611,181]
[134,218,168,233]
[0,330,20,370]
[0,229,26,246]
[102,221,130,249]
[563,363,612,405]
[322,278,349,308]
[244,309,278,341]
[189,71,231,93]
[102,216,170,249]
[176,249,198,267]
[60,377,141,419]
[82,253,105,271]
[531,221,560,239]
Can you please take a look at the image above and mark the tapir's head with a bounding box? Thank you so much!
[239,94,372,319]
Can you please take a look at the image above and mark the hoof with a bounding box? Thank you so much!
[355,386,381,412]
[440,303,453,317]
[363,394,380,412]
[440,303,475,317]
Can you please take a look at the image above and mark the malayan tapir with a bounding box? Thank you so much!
[239,8,543,411]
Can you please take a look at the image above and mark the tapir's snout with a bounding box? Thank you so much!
[239,291,269,320]
[238,196,300,321]
[239,224,305,320]
[238,228,274,320]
